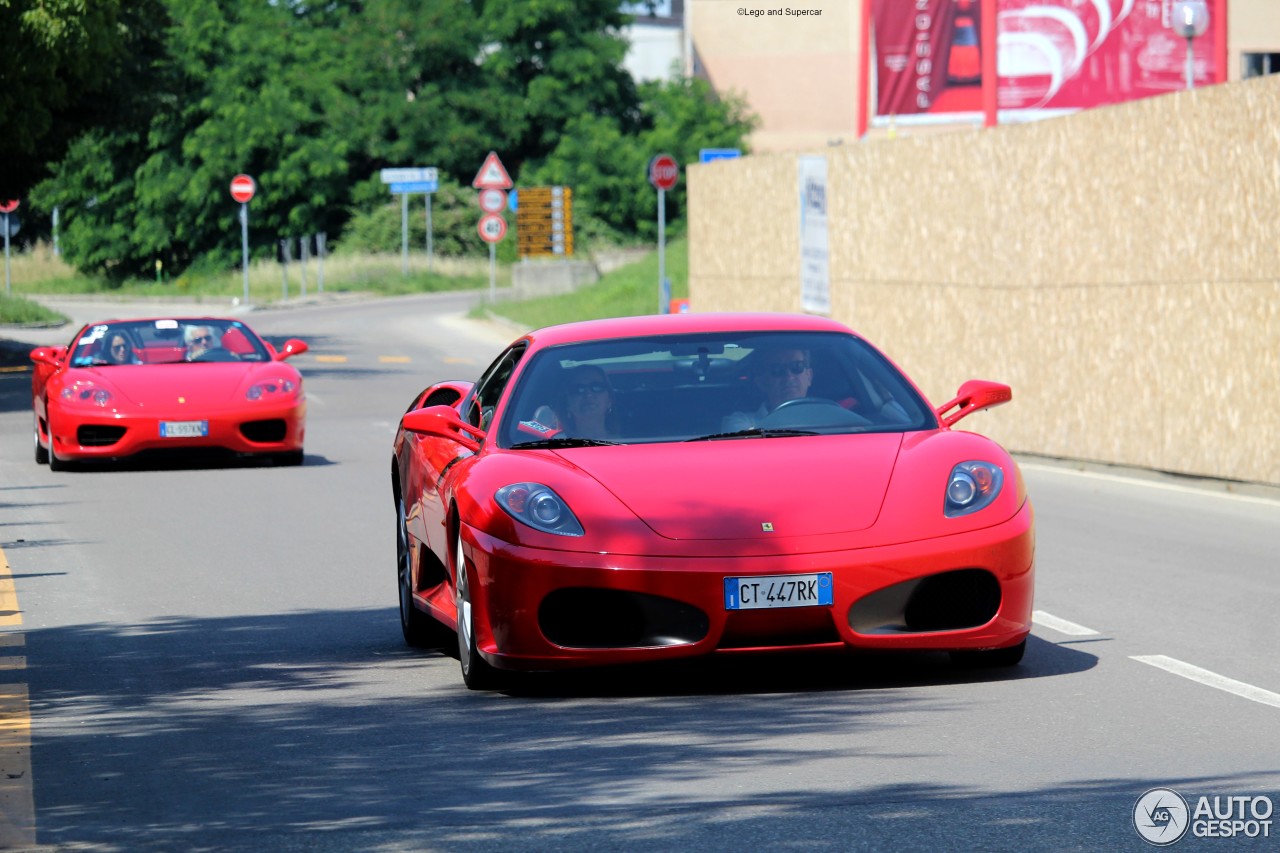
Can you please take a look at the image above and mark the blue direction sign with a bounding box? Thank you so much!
[389,180,439,194]
[699,148,742,164]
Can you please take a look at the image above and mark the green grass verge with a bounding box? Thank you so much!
[478,238,688,330]
[0,293,69,326]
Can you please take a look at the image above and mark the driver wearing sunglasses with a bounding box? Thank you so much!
[722,346,813,431]
[183,325,221,361]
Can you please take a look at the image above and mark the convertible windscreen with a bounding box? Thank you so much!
[502,331,937,447]
[68,319,272,366]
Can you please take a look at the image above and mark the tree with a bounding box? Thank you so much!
[0,0,166,201]
[524,77,757,243]
[476,0,641,174]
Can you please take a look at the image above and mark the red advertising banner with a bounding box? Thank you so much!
[872,0,1224,122]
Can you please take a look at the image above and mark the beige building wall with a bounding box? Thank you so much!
[687,74,1280,486]
[690,0,1280,148]
[1228,3,1280,80]
[689,0,866,151]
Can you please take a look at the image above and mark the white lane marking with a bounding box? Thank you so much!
[1032,610,1100,636]
[1018,462,1280,507]
[1132,655,1280,710]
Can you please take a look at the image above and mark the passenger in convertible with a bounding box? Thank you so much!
[103,331,140,365]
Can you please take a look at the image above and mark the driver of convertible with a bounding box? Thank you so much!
[183,324,222,361]
[722,346,812,431]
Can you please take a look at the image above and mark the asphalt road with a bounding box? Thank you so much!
[1,294,1277,852]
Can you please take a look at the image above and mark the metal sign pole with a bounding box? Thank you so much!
[240,203,250,306]
[489,242,496,301]
[657,188,666,314]
[317,232,326,293]
[280,239,289,300]
[426,193,434,272]
[401,192,409,275]
[3,213,10,295]
[299,236,309,297]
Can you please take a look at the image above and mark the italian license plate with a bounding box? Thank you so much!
[724,572,834,610]
[159,420,208,438]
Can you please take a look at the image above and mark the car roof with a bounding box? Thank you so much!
[520,312,859,349]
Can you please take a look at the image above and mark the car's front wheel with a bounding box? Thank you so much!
[47,416,70,472]
[33,413,48,465]
[455,531,506,691]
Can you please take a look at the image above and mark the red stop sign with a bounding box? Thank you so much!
[648,154,679,191]
[230,174,256,203]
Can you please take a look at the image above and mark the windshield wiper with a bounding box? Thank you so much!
[511,437,621,449]
[685,428,818,442]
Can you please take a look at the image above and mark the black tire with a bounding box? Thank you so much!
[47,417,70,472]
[455,531,506,690]
[274,450,304,467]
[951,639,1026,669]
[397,498,446,648]
[34,414,49,465]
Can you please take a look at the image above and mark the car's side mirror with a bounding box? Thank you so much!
[935,380,1012,427]
[30,347,64,368]
[275,339,309,361]
[401,405,485,453]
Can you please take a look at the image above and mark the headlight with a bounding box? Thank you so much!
[246,379,298,401]
[60,382,112,407]
[944,461,1003,517]
[495,483,585,537]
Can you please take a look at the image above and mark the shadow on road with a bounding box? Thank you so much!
[3,608,1198,851]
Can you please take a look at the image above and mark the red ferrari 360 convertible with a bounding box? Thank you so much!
[31,316,308,469]
[391,313,1034,689]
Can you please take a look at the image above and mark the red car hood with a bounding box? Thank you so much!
[83,364,254,409]
[565,433,904,540]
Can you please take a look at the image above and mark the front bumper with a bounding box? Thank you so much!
[461,500,1035,672]
[47,399,306,461]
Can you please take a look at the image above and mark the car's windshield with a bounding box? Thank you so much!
[68,319,271,366]
[500,330,937,447]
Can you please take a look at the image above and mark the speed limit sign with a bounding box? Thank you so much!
[477,213,507,243]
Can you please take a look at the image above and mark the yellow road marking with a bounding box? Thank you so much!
[444,357,474,365]
[0,366,29,374]
[378,356,411,364]
[0,684,35,848]
[314,355,348,364]
[0,545,34,848]
[0,550,19,628]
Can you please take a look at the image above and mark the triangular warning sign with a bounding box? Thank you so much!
[472,151,513,190]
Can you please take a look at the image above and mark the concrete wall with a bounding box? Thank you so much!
[688,75,1280,486]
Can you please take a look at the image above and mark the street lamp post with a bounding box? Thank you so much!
[1171,1,1209,91]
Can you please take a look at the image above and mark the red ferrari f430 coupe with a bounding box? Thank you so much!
[391,313,1034,689]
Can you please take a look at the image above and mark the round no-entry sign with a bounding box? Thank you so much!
[478,188,507,214]
[0,200,18,213]
[648,154,679,191]
[230,174,256,203]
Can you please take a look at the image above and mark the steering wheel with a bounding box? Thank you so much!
[770,397,842,414]
[762,397,871,429]
[191,349,239,362]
